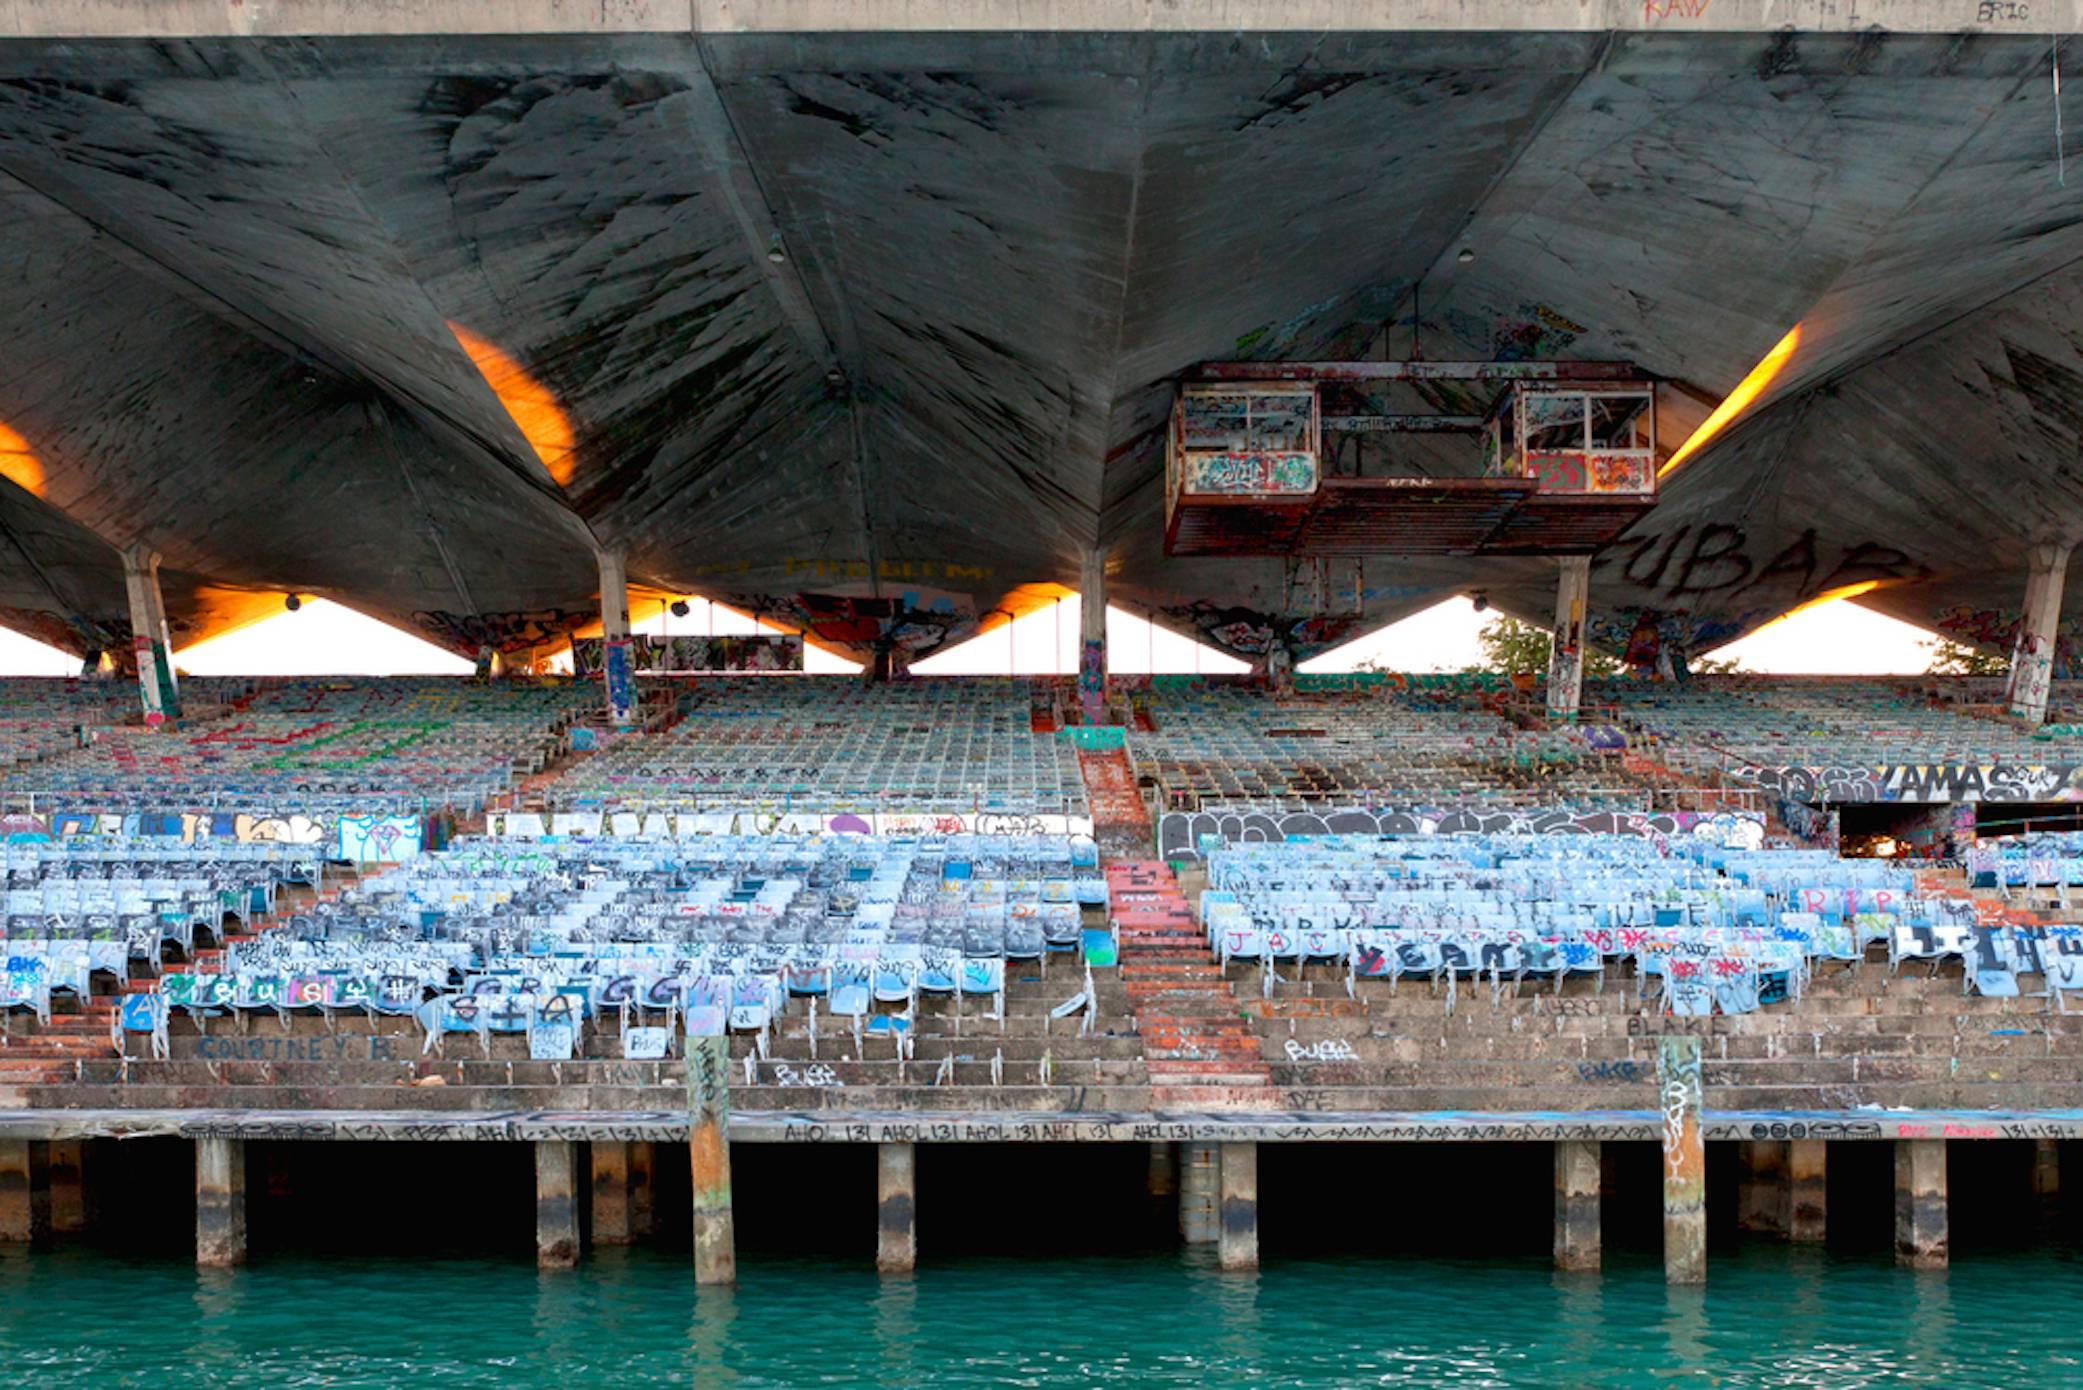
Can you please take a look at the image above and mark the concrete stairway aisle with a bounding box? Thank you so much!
[1109,860,1272,1108]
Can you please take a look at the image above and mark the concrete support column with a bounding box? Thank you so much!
[2034,1138,2060,1221]
[1146,1141,1177,1198]
[48,1140,84,1235]
[535,1141,580,1269]
[1554,1139,1601,1272]
[1546,556,1591,722]
[597,548,636,727]
[688,1034,737,1286]
[1659,1036,1706,1284]
[1217,1141,1258,1271]
[196,1137,246,1268]
[1736,1139,1791,1240]
[2007,543,2073,723]
[1180,1141,1219,1245]
[121,545,180,727]
[1789,1138,1827,1244]
[629,1141,657,1239]
[876,1142,917,1274]
[591,1141,633,1246]
[1078,547,1107,726]
[0,1140,48,1246]
[1895,1139,1948,1270]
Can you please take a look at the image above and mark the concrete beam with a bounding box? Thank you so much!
[1146,1141,1177,1198]
[1554,1138,1600,1272]
[1545,557,1590,722]
[2006,544,2072,723]
[591,1140,633,1246]
[1180,1140,1218,1245]
[0,1140,48,1246]
[195,1136,245,1267]
[1735,1139,1790,1240]
[629,1141,657,1239]
[535,1140,581,1270]
[876,1141,917,1274]
[688,1034,737,1286]
[47,1139,83,1235]
[1217,1140,1258,1271]
[1659,1036,1706,1285]
[1789,1138,1827,1244]
[9,0,2065,37]
[1895,1139,1948,1270]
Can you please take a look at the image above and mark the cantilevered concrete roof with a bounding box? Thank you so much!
[1,3,2080,665]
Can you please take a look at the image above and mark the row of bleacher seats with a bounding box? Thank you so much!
[128,834,1111,1058]
[1131,681,1636,810]
[0,843,318,1021]
[1596,675,2083,768]
[0,677,592,813]
[1198,835,2082,1011]
[550,678,1087,815]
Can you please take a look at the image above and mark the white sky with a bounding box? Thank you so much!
[0,589,1945,679]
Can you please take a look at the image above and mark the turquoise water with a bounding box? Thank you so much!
[3,1245,2078,1388]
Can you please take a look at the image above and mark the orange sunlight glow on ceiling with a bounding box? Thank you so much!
[1746,579,1887,636]
[0,421,46,497]
[447,322,578,487]
[1658,324,1802,480]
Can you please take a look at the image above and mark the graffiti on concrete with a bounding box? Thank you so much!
[1156,806,1765,861]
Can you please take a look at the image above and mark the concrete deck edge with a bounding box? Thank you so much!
[0,1107,2066,1142]
[0,0,2059,41]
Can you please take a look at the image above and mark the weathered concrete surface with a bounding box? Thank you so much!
[0,1138,47,1246]
[195,1134,246,1267]
[1216,1139,1257,1271]
[1789,1137,1827,1244]
[1179,1139,1219,1243]
[1553,1137,1600,1272]
[876,1140,917,1274]
[591,1139,633,1246]
[0,30,2076,660]
[535,1139,581,1269]
[1735,1139,1790,1240]
[1894,1137,1949,1269]
[1660,1036,1706,1285]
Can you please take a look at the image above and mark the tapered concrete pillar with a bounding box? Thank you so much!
[1659,1036,1706,1284]
[592,1141,633,1246]
[1736,1140,1791,1240]
[47,1140,84,1235]
[1078,547,1107,726]
[629,1141,657,1239]
[0,1140,49,1246]
[196,1137,246,1268]
[1554,1139,1601,1272]
[1180,1141,1219,1245]
[1217,1141,1258,1271]
[1789,1139,1827,1244]
[535,1141,580,1269]
[688,1034,737,1286]
[121,545,180,727]
[1147,1141,1177,1198]
[876,1142,917,1274]
[2007,543,2072,723]
[597,547,636,726]
[1546,556,1591,722]
[1895,1140,1948,1269]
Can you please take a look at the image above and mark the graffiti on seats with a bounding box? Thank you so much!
[1157,806,1766,862]
[1742,764,2083,804]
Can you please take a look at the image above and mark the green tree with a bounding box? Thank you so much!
[1470,616,1623,678]
[1690,652,1745,675]
[1921,636,2008,677]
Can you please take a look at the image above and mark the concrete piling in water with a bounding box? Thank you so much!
[1146,1141,1176,1198]
[535,1141,580,1270]
[1789,1139,1827,1244]
[688,1034,737,1286]
[1736,1139,1791,1240]
[1217,1141,1258,1271]
[1554,1139,1600,1272]
[628,1141,657,1239]
[2033,1138,2060,1221]
[1659,1036,1706,1285]
[591,1141,632,1246]
[877,1142,918,1274]
[1180,1141,1218,1245]
[1895,1140,1948,1270]
[0,1140,48,1247]
[48,1140,84,1235]
[195,1137,246,1268]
